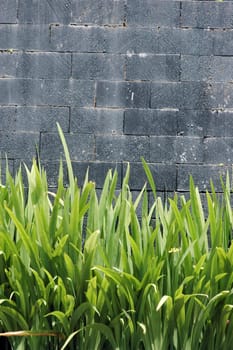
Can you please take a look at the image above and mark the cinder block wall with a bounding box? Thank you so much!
[0,0,233,194]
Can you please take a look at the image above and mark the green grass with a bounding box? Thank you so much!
[0,124,233,349]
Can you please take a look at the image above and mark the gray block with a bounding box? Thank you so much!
[177,164,231,192]
[124,109,178,136]
[0,79,95,106]
[150,136,203,163]
[176,136,204,164]
[71,161,122,189]
[72,54,124,80]
[96,81,150,108]
[0,0,17,23]
[214,31,233,56]
[126,54,180,81]
[127,0,180,27]
[18,0,72,24]
[0,24,51,51]
[180,28,214,56]
[71,108,123,135]
[178,109,233,138]
[204,138,233,164]
[40,133,95,161]
[0,132,39,159]
[123,162,177,191]
[0,52,71,79]
[181,56,233,83]
[0,52,17,77]
[158,28,181,54]
[51,26,159,54]
[0,106,69,132]
[178,110,211,137]
[95,135,150,162]
[151,83,182,109]
[182,2,233,29]
[181,82,223,110]
[72,0,125,25]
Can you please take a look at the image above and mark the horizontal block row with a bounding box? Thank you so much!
[3,79,233,109]
[0,79,94,106]
[2,25,233,56]
[7,159,231,194]
[124,109,233,137]
[0,52,179,82]
[4,1,233,29]
[3,52,233,83]
[96,81,233,109]
[2,106,233,138]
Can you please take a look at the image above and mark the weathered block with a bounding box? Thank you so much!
[95,135,150,162]
[96,81,150,108]
[72,53,124,80]
[40,133,95,161]
[70,108,123,135]
[124,109,178,136]
[126,54,180,81]
[127,0,180,27]
[18,0,72,24]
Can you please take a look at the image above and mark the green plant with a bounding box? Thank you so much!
[0,124,233,349]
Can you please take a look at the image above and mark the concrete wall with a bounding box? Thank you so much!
[0,0,233,194]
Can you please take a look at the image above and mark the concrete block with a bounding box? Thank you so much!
[150,136,176,163]
[124,109,178,136]
[70,108,123,135]
[158,28,181,54]
[0,79,95,106]
[181,82,223,109]
[40,133,95,161]
[71,161,122,189]
[0,132,39,159]
[96,81,150,108]
[126,54,180,81]
[177,164,231,192]
[151,83,182,109]
[150,136,203,163]
[127,0,180,27]
[0,106,69,132]
[0,52,17,77]
[204,137,233,164]
[180,28,214,55]
[177,110,211,137]
[123,162,177,191]
[16,52,71,79]
[0,24,51,51]
[0,52,71,79]
[182,1,233,29]
[0,0,17,23]
[95,135,150,162]
[214,30,233,55]
[181,56,233,83]
[176,136,204,163]
[72,0,125,25]
[72,53,124,80]
[18,0,72,24]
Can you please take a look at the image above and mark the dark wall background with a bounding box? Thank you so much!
[0,0,233,195]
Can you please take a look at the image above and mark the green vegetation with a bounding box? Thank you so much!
[0,124,233,349]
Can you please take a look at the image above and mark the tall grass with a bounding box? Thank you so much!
[0,124,233,349]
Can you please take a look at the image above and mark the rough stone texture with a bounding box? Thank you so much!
[0,1,233,193]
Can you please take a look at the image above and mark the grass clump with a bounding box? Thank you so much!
[0,125,233,349]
